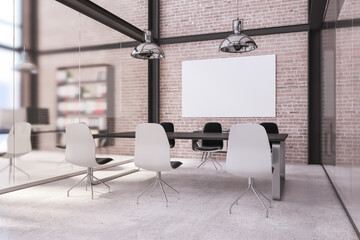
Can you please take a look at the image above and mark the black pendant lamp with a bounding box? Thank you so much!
[131,30,165,59]
[219,0,257,53]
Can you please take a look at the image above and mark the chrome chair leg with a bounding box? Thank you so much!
[8,161,12,184]
[253,188,271,208]
[149,180,159,197]
[92,175,111,192]
[0,165,9,172]
[67,174,88,197]
[85,176,89,191]
[158,180,168,207]
[137,178,158,204]
[4,158,30,183]
[212,158,222,169]
[197,153,209,168]
[251,186,268,218]
[160,178,180,199]
[197,152,221,170]
[89,174,94,199]
[13,164,15,182]
[229,177,270,217]
[67,168,110,199]
[200,152,205,162]
[211,157,218,170]
[13,165,30,178]
[229,186,250,214]
[137,172,179,206]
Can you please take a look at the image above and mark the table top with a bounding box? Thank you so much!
[0,128,64,134]
[93,131,288,142]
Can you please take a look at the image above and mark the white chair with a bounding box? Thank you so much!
[0,108,27,128]
[134,123,182,207]
[0,122,31,182]
[226,123,272,217]
[65,122,113,199]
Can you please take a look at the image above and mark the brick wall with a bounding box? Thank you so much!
[38,0,148,50]
[338,0,360,20]
[335,26,360,165]
[159,0,308,163]
[159,32,308,163]
[160,0,308,38]
[37,0,310,163]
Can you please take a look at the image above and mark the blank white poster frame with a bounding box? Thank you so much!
[182,54,276,117]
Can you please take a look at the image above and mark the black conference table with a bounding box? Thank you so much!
[94,131,288,200]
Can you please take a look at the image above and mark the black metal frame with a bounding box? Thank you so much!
[55,0,144,42]
[308,0,328,165]
[30,0,38,108]
[148,0,160,123]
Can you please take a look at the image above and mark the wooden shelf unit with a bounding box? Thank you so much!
[55,64,115,147]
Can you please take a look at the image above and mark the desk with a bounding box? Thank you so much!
[0,128,64,135]
[94,131,288,200]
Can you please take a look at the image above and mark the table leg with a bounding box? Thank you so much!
[272,143,281,200]
[280,141,285,179]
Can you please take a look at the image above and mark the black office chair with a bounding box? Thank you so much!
[260,122,279,150]
[191,131,206,162]
[195,122,223,170]
[160,122,175,148]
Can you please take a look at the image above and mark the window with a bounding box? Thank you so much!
[0,0,22,152]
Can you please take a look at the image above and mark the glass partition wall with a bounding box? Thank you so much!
[0,0,23,189]
[322,0,360,231]
[0,0,148,192]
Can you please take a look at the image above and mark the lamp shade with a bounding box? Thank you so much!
[131,30,165,59]
[15,47,37,74]
[219,19,257,53]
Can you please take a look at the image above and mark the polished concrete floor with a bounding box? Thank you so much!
[0,160,357,240]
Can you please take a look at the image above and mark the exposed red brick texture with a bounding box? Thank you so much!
[335,26,360,165]
[160,32,308,163]
[37,0,309,163]
[160,0,308,38]
[38,0,148,50]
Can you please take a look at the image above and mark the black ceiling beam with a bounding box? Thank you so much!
[37,24,309,55]
[323,18,360,29]
[55,0,144,42]
[309,0,328,30]
[0,44,21,51]
[38,41,138,55]
[159,24,309,45]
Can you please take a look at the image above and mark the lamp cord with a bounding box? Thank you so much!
[237,0,239,19]
[12,0,15,150]
[78,12,81,123]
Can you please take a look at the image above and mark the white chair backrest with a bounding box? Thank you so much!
[226,123,271,178]
[0,108,27,128]
[65,122,97,168]
[6,122,32,156]
[134,123,172,172]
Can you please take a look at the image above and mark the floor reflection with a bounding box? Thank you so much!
[0,150,134,190]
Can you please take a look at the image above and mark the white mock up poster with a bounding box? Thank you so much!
[182,54,276,117]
